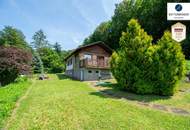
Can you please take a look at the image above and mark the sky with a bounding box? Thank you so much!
[0,0,122,50]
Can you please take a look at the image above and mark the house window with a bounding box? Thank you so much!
[70,59,72,65]
[88,70,92,73]
[84,54,92,60]
[96,71,99,73]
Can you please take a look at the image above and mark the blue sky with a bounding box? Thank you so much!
[0,0,122,50]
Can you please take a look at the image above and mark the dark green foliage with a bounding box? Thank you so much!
[0,26,29,49]
[0,66,18,86]
[83,0,190,58]
[111,19,186,96]
[60,50,72,71]
[38,47,64,73]
[182,36,190,59]
[133,80,154,94]
[186,60,190,74]
[83,21,115,48]
[53,42,62,56]
[60,50,72,61]
[31,30,66,73]
[111,0,190,57]
[0,46,32,86]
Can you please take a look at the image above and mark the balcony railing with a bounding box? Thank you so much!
[80,58,110,69]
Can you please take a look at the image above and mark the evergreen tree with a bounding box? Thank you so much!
[53,42,62,55]
[111,19,186,96]
[32,51,44,74]
[31,29,49,50]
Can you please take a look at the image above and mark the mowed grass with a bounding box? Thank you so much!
[5,74,190,130]
[153,81,190,111]
[101,79,190,112]
[0,80,30,128]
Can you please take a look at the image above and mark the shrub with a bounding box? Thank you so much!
[133,80,154,94]
[152,32,186,95]
[186,60,190,74]
[0,46,32,86]
[15,75,28,83]
[110,19,186,96]
[38,47,64,73]
[50,64,64,73]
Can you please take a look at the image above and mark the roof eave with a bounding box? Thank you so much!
[64,41,112,61]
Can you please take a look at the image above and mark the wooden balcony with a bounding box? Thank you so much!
[80,58,110,69]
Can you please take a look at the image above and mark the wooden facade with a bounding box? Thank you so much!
[65,42,112,81]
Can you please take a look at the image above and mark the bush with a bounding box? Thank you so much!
[186,60,190,74]
[110,19,186,96]
[133,80,154,94]
[50,65,64,73]
[15,75,28,83]
[0,46,32,86]
[38,47,64,73]
[153,32,186,95]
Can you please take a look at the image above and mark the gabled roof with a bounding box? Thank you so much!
[64,41,112,61]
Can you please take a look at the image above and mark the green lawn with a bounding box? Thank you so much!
[0,80,30,128]
[4,74,190,130]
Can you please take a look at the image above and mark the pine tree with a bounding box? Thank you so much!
[53,42,62,55]
[31,29,49,50]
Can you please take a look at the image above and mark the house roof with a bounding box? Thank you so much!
[64,41,113,61]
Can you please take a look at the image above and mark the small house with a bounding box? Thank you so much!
[65,41,113,81]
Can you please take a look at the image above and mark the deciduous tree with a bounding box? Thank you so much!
[0,26,29,48]
[38,47,64,73]
[0,46,32,86]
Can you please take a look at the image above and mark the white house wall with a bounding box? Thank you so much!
[66,64,73,70]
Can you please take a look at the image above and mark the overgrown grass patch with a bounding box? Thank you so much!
[0,80,30,128]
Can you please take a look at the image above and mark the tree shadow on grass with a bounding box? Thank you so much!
[90,83,171,103]
[56,73,79,81]
[56,74,71,80]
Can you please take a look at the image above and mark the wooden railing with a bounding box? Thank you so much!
[80,58,110,69]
